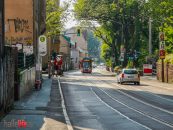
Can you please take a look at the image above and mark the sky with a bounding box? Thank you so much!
[60,0,78,29]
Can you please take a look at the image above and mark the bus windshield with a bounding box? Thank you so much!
[83,61,91,68]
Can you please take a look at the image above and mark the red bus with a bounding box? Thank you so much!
[80,57,92,73]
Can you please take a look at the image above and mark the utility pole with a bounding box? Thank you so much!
[149,17,152,54]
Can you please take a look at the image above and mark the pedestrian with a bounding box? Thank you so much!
[54,58,58,77]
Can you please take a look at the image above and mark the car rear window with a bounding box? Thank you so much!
[124,70,138,74]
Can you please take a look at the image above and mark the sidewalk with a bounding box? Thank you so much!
[0,75,68,130]
[141,76,173,89]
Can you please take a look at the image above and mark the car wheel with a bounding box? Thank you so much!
[137,82,140,85]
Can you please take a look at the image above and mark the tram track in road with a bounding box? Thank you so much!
[103,80,173,113]
[93,74,173,112]
[87,76,173,130]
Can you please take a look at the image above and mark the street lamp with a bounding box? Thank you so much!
[149,17,153,55]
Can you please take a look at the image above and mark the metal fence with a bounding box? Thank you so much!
[0,46,35,113]
[18,53,35,71]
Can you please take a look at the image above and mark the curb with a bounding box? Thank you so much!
[58,76,73,130]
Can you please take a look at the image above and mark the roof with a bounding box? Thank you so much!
[62,34,88,54]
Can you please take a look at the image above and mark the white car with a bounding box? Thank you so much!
[117,68,140,85]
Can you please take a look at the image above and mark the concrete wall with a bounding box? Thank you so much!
[0,47,17,112]
[19,67,35,99]
[5,0,33,54]
[157,63,173,84]
[0,0,4,57]
[60,36,70,54]
[59,36,71,71]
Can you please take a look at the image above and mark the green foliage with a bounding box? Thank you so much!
[101,43,110,60]
[46,0,69,37]
[74,0,173,68]
[126,61,134,68]
[114,66,122,73]
[105,59,112,67]
[164,54,173,64]
[87,31,100,59]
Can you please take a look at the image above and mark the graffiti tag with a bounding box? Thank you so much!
[7,18,31,33]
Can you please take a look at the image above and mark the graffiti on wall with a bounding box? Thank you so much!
[5,17,33,54]
[5,36,32,45]
[7,18,31,33]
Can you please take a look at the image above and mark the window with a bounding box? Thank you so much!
[124,70,138,74]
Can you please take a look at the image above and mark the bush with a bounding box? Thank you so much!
[164,54,173,64]
[114,66,122,73]
[126,61,134,68]
[158,54,173,64]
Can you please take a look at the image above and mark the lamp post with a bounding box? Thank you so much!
[149,17,153,54]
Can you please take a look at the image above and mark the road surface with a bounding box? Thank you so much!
[60,68,173,130]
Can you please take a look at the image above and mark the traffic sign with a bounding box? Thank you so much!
[159,50,165,59]
[160,41,165,50]
[119,52,124,61]
[143,64,152,76]
[129,57,134,60]
[159,32,166,59]
[39,35,47,56]
[120,47,125,53]
[159,32,165,41]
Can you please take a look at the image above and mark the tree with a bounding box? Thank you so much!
[87,30,101,60]
[74,0,173,67]
[46,0,69,37]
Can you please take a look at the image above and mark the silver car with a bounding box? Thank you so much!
[117,69,140,85]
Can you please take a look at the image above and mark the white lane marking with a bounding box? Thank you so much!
[116,75,173,102]
[90,86,152,130]
[115,78,173,103]
[58,76,73,130]
[95,76,173,115]
[98,87,173,128]
[109,80,173,115]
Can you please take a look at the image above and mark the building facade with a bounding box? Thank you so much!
[65,27,88,68]
[0,0,17,113]
[5,0,34,54]
[59,35,71,70]
[0,0,4,57]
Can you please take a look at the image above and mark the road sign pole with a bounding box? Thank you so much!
[149,17,152,54]
[159,32,165,82]
[161,59,164,82]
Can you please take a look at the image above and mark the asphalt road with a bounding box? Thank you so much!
[60,68,173,130]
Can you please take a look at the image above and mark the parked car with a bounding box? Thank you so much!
[117,68,140,85]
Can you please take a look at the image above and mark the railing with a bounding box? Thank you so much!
[25,54,35,68]
[18,52,35,71]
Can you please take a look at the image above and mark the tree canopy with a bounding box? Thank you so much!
[46,0,69,37]
[74,0,173,67]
